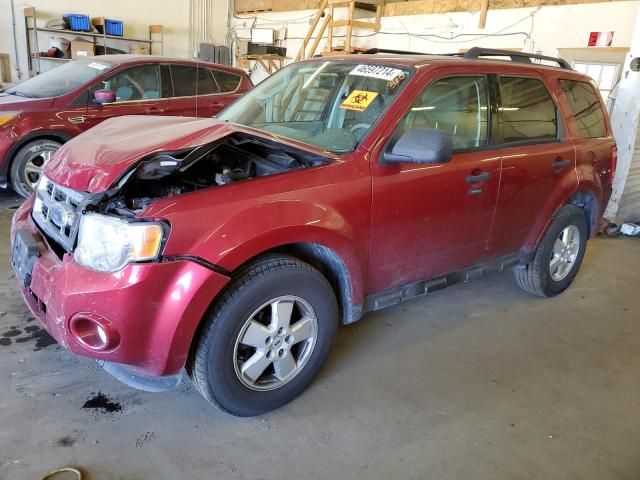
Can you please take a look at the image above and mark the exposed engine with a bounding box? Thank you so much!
[103,133,329,215]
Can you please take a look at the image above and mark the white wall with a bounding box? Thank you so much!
[0,0,193,82]
[232,1,640,83]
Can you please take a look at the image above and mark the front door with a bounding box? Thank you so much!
[368,75,501,293]
[82,64,168,131]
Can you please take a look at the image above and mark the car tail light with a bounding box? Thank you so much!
[610,146,618,180]
[70,313,120,351]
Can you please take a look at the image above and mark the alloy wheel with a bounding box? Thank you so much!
[233,295,318,391]
[549,225,581,281]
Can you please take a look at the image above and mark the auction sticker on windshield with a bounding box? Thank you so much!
[340,90,379,112]
[350,64,404,81]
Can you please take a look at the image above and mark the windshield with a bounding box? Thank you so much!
[219,61,412,153]
[6,60,112,98]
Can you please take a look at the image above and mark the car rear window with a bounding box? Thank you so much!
[498,76,558,143]
[558,79,607,138]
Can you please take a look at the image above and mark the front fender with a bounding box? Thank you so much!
[200,201,365,306]
[147,160,372,306]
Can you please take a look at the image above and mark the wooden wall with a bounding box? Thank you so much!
[236,0,624,15]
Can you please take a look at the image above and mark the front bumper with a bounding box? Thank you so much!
[11,200,230,377]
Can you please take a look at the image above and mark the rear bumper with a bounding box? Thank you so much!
[11,200,230,376]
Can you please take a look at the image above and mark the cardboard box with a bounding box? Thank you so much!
[129,44,150,55]
[70,39,94,59]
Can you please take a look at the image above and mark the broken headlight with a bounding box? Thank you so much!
[74,213,166,272]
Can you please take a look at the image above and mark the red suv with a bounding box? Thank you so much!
[11,48,616,416]
[0,55,252,197]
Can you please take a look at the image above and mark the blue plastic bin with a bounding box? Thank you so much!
[63,14,91,32]
[105,19,124,36]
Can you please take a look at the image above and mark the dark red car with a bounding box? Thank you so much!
[0,55,252,197]
[11,49,616,416]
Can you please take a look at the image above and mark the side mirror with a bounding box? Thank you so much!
[382,128,453,165]
[94,89,116,104]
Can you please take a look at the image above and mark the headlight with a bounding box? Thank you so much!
[0,111,20,127]
[75,213,166,273]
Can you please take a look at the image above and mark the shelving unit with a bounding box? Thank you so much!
[24,7,164,77]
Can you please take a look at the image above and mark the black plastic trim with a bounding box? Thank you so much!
[360,253,521,315]
[161,254,232,277]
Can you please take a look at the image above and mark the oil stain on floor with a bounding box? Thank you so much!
[0,324,57,351]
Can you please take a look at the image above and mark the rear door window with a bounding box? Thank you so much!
[398,76,489,151]
[498,77,558,143]
[197,67,220,95]
[558,79,606,138]
[170,65,197,97]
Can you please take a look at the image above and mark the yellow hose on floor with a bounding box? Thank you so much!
[40,467,83,480]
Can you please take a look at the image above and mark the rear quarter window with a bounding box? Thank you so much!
[498,76,558,144]
[558,79,607,139]
[213,70,241,93]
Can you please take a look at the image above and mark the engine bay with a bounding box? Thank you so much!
[103,133,330,216]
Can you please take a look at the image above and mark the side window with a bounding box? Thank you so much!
[498,77,557,143]
[398,76,489,151]
[197,68,219,95]
[170,65,198,97]
[558,79,606,138]
[213,70,241,93]
[94,64,161,102]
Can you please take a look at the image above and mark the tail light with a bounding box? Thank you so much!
[610,146,618,180]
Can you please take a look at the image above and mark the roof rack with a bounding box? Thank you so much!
[463,47,573,70]
[362,46,572,70]
[363,48,440,56]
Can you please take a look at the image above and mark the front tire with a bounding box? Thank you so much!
[190,255,338,416]
[514,205,589,297]
[10,139,61,198]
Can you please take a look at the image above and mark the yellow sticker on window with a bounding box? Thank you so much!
[340,90,379,112]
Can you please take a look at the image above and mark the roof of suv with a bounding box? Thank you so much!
[310,47,582,76]
[77,54,245,72]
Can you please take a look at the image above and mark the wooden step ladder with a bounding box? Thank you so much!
[295,0,383,61]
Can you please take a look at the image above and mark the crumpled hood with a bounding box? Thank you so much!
[44,115,237,192]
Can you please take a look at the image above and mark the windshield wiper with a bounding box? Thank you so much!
[7,91,34,98]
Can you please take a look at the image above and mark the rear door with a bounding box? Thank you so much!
[82,64,167,131]
[166,64,243,117]
[368,73,501,292]
[488,75,578,256]
[166,64,198,116]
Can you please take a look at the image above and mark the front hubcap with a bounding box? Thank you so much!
[550,225,581,281]
[233,296,318,391]
[23,149,55,190]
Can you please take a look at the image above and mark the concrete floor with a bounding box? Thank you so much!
[1,190,639,480]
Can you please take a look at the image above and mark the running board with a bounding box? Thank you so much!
[362,254,521,313]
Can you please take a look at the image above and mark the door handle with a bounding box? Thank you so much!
[466,171,491,183]
[551,159,570,169]
[211,102,225,109]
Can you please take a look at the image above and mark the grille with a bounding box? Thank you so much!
[32,177,88,252]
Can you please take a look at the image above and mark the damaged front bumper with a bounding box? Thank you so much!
[10,198,230,382]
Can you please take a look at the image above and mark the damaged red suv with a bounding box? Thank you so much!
[11,48,616,416]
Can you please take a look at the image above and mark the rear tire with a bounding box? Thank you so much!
[190,255,338,416]
[513,205,588,297]
[10,139,61,198]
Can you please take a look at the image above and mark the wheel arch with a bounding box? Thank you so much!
[566,190,599,236]
[2,130,72,184]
